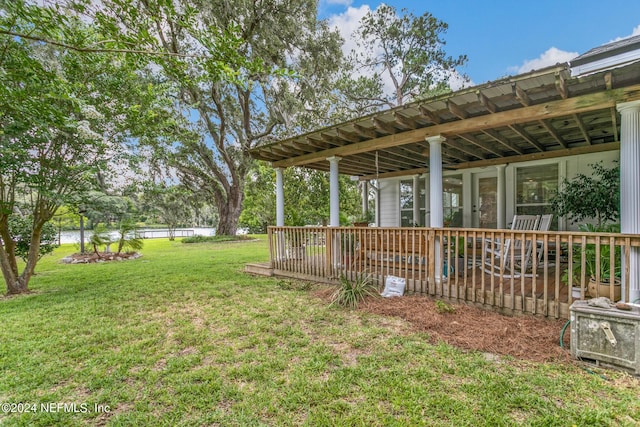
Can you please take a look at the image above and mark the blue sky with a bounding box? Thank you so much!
[319,0,640,86]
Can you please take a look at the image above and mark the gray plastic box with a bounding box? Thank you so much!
[570,300,640,375]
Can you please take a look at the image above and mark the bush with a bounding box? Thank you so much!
[330,272,378,309]
[181,235,251,244]
[8,216,58,262]
[550,162,619,227]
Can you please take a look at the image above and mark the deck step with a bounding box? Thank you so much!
[244,263,273,277]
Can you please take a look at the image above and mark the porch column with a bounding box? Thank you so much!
[328,156,342,227]
[496,164,507,229]
[361,180,369,218]
[617,100,640,303]
[427,136,445,227]
[412,174,421,226]
[275,167,285,227]
[423,174,430,226]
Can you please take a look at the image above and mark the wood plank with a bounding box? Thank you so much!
[450,142,620,169]
[509,124,545,152]
[272,84,640,168]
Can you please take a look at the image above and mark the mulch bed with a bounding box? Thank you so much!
[315,288,572,363]
[61,252,142,264]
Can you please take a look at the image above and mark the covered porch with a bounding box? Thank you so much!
[261,226,640,319]
[250,37,640,317]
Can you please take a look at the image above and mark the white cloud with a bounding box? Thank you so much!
[509,47,578,75]
[324,0,353,5]
[328,5,371,58]
[610,24,640,42]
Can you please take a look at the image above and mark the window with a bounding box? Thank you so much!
[400,179,426,226]
[443,175,463,227]
[515,164,558,228]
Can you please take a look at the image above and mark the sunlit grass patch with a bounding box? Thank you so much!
[0,237,638,426]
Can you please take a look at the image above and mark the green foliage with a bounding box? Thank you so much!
[181,235,250,244]
[435,300,456,314]
[1,240,639,425]
[551,162,619,227]
[115,219,143,254]
[84,0,345,235]
[8,216,58,262]
[88,223,112,255]
[142,184,196,240]
[0,1,138,292]
[330,272,378,309]
[563,223,621,286]
[340,4,468,110]
[240,162,361,230]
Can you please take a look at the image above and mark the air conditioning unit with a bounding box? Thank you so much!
[570,300,640,375]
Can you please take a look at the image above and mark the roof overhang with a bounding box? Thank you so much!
[250,61,640,179]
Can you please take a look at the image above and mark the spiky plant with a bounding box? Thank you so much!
[330,272,378,309]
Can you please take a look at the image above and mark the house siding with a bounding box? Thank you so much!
[377,150,619,230]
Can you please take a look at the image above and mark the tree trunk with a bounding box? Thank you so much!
[216,187,244,236]
[7,276,29,295]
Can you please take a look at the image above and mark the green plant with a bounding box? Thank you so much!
[115,219,143,254]
[88,223,112,256]
[353,210,374,224]
[550,162,619,227]
[8,215,58,262]
[330,272,377,309]
[452,236,466,257]
[182,235,250,244]
[563,223,621,286]
[435,300,455,314]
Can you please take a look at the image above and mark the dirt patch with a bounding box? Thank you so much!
[314,287,572,363]
[61,252,142,264]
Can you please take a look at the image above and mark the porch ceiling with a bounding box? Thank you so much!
[250,61,640,179]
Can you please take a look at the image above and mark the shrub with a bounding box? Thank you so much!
[181,235,251,244]
[330,272,377,309]
[8,215,58,262]
[435,300,455,314]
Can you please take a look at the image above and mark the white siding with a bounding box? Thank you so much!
[377,150,620,231]
[378,178,400,226]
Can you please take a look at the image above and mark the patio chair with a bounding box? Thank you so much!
[483,214,540,278]
[534,214,553,265]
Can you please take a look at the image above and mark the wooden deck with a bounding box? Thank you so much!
[264,226,640,319]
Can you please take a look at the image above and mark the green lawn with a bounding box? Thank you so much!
[0,237,638,426]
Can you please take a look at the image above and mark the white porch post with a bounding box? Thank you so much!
[423,174,430,226]
[275,167,285,227]
[327,156,342,227]
[617,100,640,303]
[427,136,445,282]
[427,136,445,228]
[496,164,507,229]
[412,174,421,226]
[362,180,369,218]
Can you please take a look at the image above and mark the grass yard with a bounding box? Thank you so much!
[0,237,638,426]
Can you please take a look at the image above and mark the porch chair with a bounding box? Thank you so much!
[533,214,553,265]
[483,214,540,278]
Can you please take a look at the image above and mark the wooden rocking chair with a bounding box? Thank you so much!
[483,214,540,278]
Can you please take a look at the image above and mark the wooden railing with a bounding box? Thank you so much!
[267,226,640,318]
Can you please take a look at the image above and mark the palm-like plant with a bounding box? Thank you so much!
[330,272,377,309]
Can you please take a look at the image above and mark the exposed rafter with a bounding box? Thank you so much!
[372,117,397,134]
[509,124,545,152]
[539,120,568,148]
[457,133,505,157]
[418,105,441,124]
[477,90,498,113]
[249,61,640,177]
[572,114,592,145]
[513,83,531,106]
[482,129,526,155]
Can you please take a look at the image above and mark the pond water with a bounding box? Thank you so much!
[57,227,217,245]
